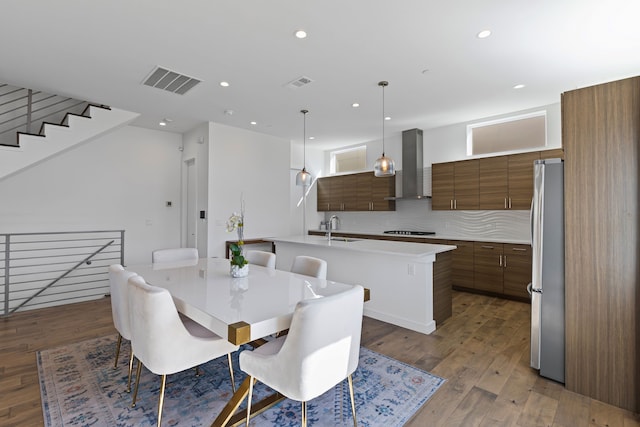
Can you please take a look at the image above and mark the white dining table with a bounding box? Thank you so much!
[127,257,368,426]
[127,257,367,345]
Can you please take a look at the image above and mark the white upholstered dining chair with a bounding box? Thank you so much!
[290,255,327,279]
[151,247,199,263]
[245,250,276,269]
[127,275,239,427]
[239,285,365,427]
[108,264,139,392]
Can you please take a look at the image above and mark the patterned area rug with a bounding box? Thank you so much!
[38,335,445,426]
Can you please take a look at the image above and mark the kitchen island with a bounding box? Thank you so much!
[267,235,456,334]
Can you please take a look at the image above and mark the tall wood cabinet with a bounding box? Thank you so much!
[564,76,639,412]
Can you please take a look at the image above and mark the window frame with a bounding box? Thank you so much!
[329,145,367,174]
[467,110,547,156]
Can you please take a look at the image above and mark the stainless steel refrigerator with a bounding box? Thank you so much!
[528,158,565,383]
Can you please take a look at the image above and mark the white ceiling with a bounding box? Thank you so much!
[1,0,639,149]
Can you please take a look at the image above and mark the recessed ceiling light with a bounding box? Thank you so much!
[352,103,360,108]
[159,121,166,126]
[159,118,172,126]
[513,84,526,89]
[477,30,492,39]
[309,136,315,140]
[294,30,307,39]
[385,116,391,121]
[250,121,257,125]
[219,81,230,87]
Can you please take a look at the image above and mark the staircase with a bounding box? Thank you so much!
[0,83,140,181]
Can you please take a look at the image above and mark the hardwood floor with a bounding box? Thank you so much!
[1,292,638,426]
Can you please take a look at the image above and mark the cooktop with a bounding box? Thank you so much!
[383,230,436,236]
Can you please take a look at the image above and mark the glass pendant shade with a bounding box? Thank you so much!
[297,109,312,186]
[374,81,395,177]
[374,154,395,177]
[296,167,312,186]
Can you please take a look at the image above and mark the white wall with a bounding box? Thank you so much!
[290,143,323,235]
[0,125,183,264]
[207,123,291,257]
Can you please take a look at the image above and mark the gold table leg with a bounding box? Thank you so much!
[210,377,285,427]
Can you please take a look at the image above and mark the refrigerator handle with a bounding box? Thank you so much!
[530,196,534,246]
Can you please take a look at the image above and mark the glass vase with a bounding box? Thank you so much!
[230,264,249,278]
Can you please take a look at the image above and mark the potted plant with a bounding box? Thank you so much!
[229,242,248,277]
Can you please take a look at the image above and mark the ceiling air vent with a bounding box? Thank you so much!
[285,76,314,89]
[142,66,201,95]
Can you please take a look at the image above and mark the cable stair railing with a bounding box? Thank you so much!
[0,83,109,147]
[1,230,125,316]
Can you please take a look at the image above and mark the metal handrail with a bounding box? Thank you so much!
[1,100,87,133]
[0,83,89,142]
[1,230,125,316]
[9,240,114,314]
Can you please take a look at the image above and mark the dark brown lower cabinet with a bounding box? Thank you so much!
[448,239,474,289]
[502,244,532,299]
[473,242,504,293]
[432,251,452,324]
[472,242,531,299]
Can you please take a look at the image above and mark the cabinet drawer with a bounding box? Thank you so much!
[503,243,531,256]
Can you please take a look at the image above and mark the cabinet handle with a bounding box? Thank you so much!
[481,245,494,249]
[454,199,457,209]
[511,247,527,252]
[499,255,503,267]
[504,198,507,209]
[508,197,512,209]
[450,200,453,209]
[503,255,507,267]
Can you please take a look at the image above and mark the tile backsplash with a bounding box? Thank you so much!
[321,199,531,243]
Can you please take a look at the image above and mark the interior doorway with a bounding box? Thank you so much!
[183,158,197,248]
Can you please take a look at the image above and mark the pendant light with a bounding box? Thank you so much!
[296,109,312,186]
[373,81,395,177]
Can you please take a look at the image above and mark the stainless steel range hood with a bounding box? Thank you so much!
[386,128,430,200]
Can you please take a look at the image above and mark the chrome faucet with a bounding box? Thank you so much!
[327,215,339,240]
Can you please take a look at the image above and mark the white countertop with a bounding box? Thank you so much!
[309,229,531,245]
[267,235,456,258]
